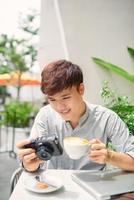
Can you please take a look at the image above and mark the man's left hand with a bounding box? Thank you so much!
[88,139,110,164]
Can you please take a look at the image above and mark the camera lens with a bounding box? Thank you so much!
[37,146,53,161]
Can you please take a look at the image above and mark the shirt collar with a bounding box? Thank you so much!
[78,102,89,126]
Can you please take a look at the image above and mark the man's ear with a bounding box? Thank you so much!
[78,83,85,95]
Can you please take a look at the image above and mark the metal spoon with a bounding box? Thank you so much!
[35,175,57,188]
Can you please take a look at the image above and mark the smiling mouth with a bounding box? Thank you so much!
[59,109,71,115]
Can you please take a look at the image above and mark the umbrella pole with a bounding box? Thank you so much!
[17,85,21,100]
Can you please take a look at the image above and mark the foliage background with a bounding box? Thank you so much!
[101,81,134,135]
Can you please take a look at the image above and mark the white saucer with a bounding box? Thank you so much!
[23,175,63,193]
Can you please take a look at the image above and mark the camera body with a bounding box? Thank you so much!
[24,134,63,161]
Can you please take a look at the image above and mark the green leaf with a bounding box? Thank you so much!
[92,57,134,83]
[127,47,134,57]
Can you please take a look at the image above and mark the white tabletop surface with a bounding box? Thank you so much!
[9,169,96,200]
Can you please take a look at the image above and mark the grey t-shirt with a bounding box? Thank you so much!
[30,102,134,170]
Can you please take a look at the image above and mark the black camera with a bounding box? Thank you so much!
[24,134,63,161]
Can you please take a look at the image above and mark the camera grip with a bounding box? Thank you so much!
[24,142,35,149]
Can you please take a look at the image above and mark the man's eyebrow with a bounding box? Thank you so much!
[61,93,71,97]
[48,93,71,99]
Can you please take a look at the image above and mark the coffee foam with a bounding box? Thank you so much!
[64,137,89,145]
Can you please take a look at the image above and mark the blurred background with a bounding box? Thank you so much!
[0,1,42,200]
[0,0,134,200]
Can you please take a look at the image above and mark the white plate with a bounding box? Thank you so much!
[23,175,63,193]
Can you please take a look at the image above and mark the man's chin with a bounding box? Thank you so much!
[60,113,70,121]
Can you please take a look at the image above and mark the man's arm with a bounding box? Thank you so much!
[89,139,134,171]
[107,150,134,171]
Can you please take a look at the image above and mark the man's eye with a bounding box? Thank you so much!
[49,99,55,101]
[63,97,70,100]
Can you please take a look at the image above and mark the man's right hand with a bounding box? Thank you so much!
[16,139,44,172]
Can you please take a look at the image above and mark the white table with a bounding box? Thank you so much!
[9,170,95,200]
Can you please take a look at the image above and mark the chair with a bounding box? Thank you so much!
[10,167,23,195]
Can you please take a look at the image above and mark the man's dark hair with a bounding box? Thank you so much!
[41,59,83,95]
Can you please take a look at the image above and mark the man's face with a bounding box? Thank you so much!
[47,84,85,122]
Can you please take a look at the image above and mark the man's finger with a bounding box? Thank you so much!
[17,148,35,159]
[91,143,106,150]
[16,139,31,148]
[23,153,37,162]
[89,138,101,144]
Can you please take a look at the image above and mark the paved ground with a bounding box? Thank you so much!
[0,153,18,200]
[0,127,28,200]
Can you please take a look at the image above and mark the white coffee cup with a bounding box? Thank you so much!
[63,137,90,159]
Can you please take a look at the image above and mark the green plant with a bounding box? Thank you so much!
[1,101,38,127]
[101,81,134,135]
[92,47,134,135]
[92,47,134,84]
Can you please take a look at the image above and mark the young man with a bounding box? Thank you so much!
[17,59,134,172]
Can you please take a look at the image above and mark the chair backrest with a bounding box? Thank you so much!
[10,167,23,195]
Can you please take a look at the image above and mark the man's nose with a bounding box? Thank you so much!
[56,101,66,111]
